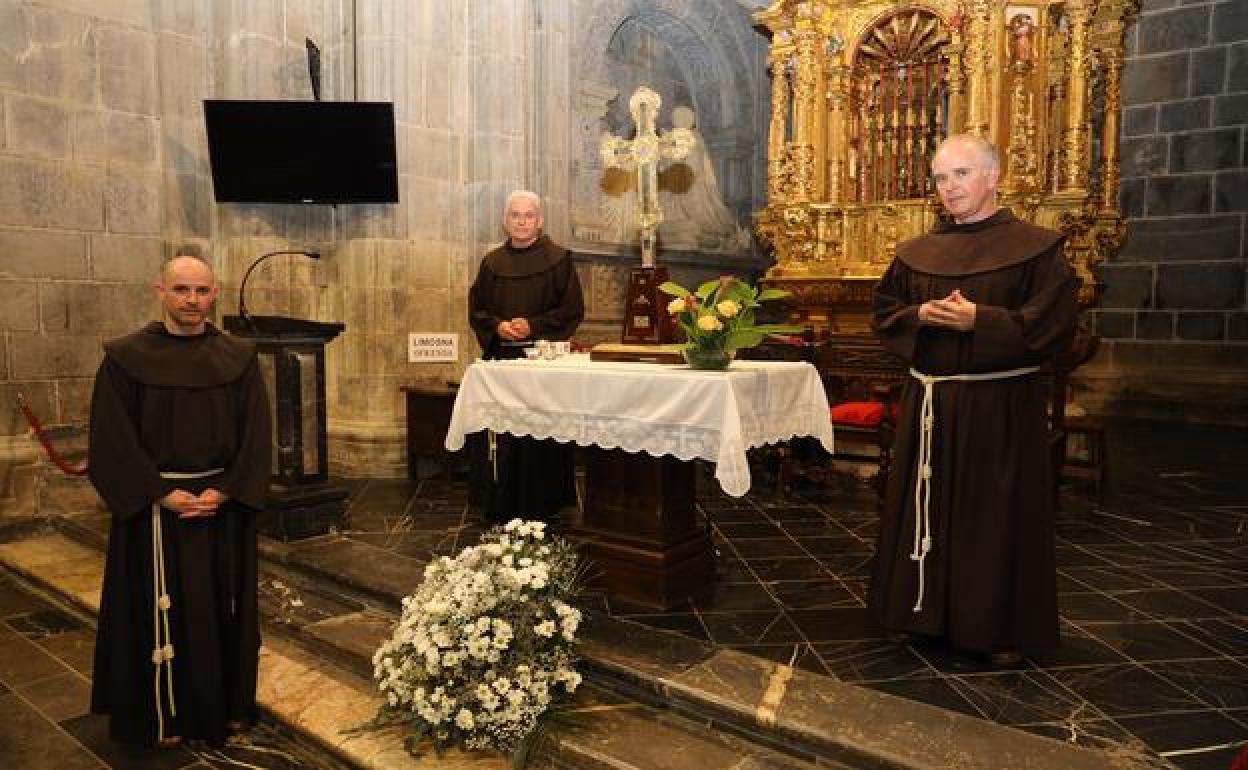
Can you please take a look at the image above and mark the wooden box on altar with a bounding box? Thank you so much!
[620,266,676,344]
[589,343,684,365]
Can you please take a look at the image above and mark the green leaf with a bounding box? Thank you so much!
[658,281,689,297]
[695,280,719,300]
[755,324,806,335]
[757,288,790,302]
[724,329,765,351]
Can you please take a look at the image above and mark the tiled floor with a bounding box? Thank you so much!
[0,573,328,769]
[324,418,1247,770]
[12,418,1243,769]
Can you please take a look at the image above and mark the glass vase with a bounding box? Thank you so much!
[682,346,735,370]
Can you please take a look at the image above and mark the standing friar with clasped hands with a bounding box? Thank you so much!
[467,191,585,525]
[867,134,1080,666]
[87,254,272,747]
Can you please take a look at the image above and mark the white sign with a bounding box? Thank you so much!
[408,333,458,363]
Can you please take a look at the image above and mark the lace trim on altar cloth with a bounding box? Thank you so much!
[452,403,834,498]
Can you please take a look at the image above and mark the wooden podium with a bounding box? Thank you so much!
[577,449,714,610]
[224,314,348,540]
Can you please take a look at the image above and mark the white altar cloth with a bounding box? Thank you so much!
[444,354,834,497]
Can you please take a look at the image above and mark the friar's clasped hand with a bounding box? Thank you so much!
[161,488,229,518]
[918,289,977,331]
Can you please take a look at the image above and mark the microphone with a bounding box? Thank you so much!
[238,250,321,332]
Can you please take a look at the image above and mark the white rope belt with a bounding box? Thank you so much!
[907,366,1040,613]
[151,467,223,741]
[488,430,498,483]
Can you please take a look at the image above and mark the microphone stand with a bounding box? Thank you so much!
[238,250,321,332]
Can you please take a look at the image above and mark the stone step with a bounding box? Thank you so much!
[215,530,1156,770]
[540,688,827,770]
[0,532,506,770]
[12,525,835,770]
[42,514,1155,770]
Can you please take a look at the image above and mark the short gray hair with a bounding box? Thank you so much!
[503,189,542,216]
[934,133,1000,171]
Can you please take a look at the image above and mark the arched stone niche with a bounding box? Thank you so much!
[568,1,768,257]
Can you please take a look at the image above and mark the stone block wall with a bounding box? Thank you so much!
[0,0,171,505]
[1084,0,1248,423]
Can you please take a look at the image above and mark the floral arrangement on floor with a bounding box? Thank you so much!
[659,275,802,369]
[357,519,584,767]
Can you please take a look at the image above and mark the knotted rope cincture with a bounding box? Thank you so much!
[906,366,1040,613]
[488,430,498,483]
[150,468,223,742]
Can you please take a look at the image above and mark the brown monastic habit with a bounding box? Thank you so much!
[88,322,271,746]
[868,209,1079,655]
[467,235,584,522]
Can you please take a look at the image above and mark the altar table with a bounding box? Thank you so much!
[445,354,834,608]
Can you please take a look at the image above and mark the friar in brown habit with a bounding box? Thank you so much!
[867,134,1079,664]
[87,255,271,747]
[468,190,585,523]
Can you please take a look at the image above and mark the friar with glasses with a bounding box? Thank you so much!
[467,190,585,524]
[867,134,1080,666]
[87,254,271,747]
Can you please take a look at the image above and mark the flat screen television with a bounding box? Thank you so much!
[204,99,399,204]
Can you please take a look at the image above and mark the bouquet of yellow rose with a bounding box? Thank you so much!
[659,276,802,369]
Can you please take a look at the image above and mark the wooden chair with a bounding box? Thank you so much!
[817,347,906,507]
[750,327,1101,507]
[743,333,905,505]
[1047,332,1104,502]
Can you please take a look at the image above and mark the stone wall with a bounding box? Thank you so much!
[1083,0,1248,423]
[0,0,767,492]
[0,0,168,507]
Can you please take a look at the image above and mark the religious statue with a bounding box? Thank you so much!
[1008,13,1036,63]
[658,106,751,252]
[599,86,694,267]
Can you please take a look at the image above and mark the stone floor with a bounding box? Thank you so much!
[319,418,1247,770]
[1,417,1244,769]
[0,571,334,769]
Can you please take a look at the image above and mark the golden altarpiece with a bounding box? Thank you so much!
[752,0,1139,374]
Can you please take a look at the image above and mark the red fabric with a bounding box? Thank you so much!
[830,401,885,427]
[1231,743,1248,770]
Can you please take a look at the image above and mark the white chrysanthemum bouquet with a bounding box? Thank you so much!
[357,519,584,766]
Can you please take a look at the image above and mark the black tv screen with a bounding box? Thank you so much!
[204,100,399,204]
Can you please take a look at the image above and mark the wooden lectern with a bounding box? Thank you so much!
[224,314,348,540]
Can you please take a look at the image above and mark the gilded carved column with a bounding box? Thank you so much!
[1099,49,1123,211]
[767,51,790,203]
[945,20,967,134]
[1061,0,1094,191]
[826,52,849,204]
[1099,16,1128,212]
[965,0,993,136]
[790,28,822,202]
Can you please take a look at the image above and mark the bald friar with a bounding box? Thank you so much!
[87,255,272,747]
[867,135,1080,665]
